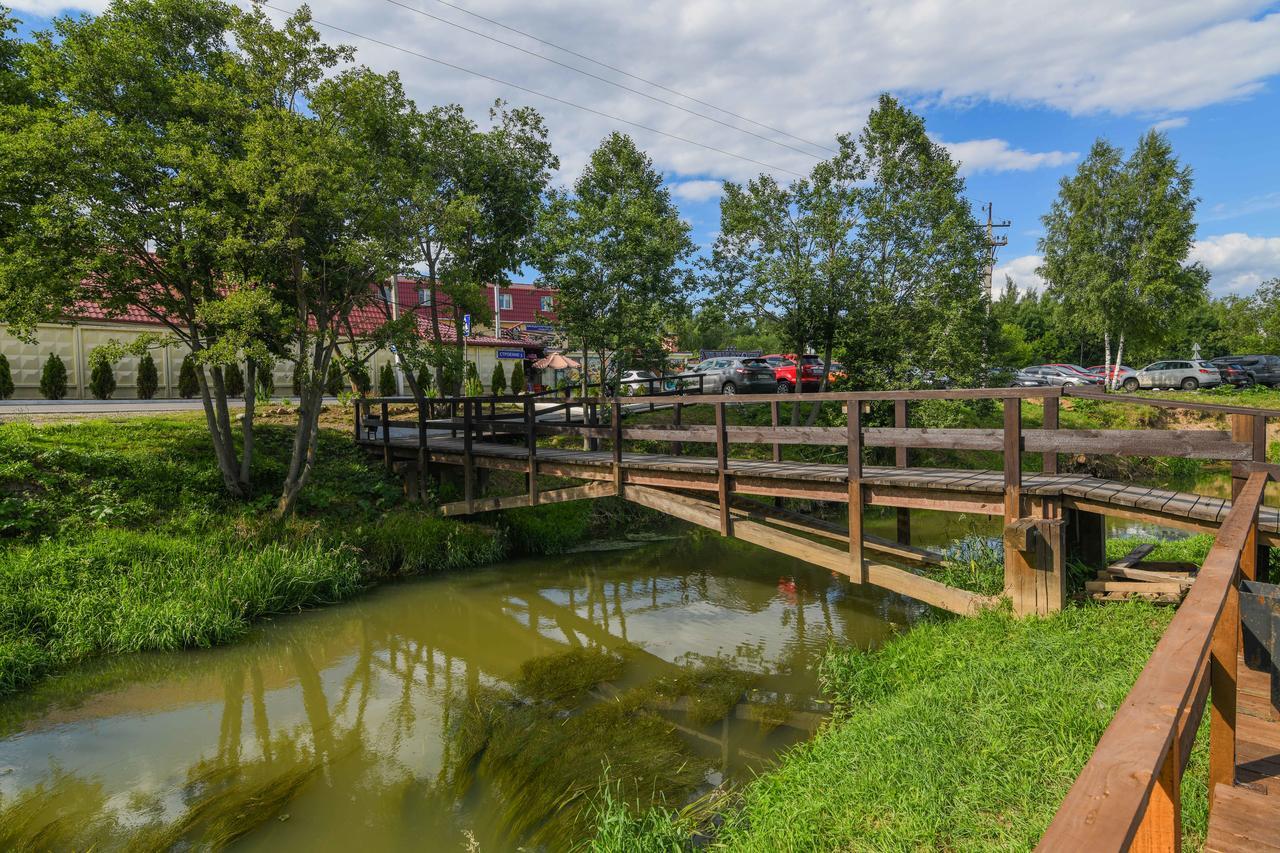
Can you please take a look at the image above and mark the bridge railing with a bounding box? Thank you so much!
[1037,469,1270,851]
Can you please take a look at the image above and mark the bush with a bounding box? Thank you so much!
[223,362,245,397]
[135,352,159,399]
[511,360,526,394]
[325,360,343,395]
[346,361,371,395]
[88,357,116,400]
[177,354,199,398]
[491,361,507,395]
[255,368,274,400]
[378,362,397,397]
[359,510,505,576]
[415,366,433,397]
[463,361,483,396]
[0,353,13,399]
[39,353,68,400]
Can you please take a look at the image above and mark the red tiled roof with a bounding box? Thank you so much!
[65,279,544,349]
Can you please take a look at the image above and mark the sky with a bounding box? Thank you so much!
[9,0,1280,297]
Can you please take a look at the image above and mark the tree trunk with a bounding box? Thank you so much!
[1113,334,1126,393]
[1103,330,1112,392]
[240,359,257,488]
[195,361,247,498]
[277,335,334,517]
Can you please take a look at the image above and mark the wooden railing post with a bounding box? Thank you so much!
[353,398,362,443]
[380,400,392,472]
[672,401,683,456]
[1042,394,1059,475]
[771,400,783,463]
[1133,734,1182,852]
[588,402,599,452]
[1234,412,1269,582]
[417,398,429,503]
[847,398,865,583]
[894,398,911,545]
[463,399,475,513]
[715,401,730,535]
[612,398,623,495]
[525,397,538,506]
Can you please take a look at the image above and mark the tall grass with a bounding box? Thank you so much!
[590,602,1198,851]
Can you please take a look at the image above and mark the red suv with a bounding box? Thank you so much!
[762,354,825,392]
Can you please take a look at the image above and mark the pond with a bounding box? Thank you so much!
[0,506,1191,850]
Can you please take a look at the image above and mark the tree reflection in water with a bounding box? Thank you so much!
[0,534,917,850]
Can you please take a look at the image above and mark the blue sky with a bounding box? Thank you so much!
[10,0,1280,296]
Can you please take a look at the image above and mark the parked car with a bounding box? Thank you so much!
[619,369,660,395]
[1122,360,1222,391]
[1212,361,1251,387]
[825,361,848,384]
[1021,365,1103,387]
[999,367,1052,387]
[691,357,779,394]
[1046,363,1106,382]
[762,353,826,392]
[1086,364,1137,382]
[1210,355,1280,387]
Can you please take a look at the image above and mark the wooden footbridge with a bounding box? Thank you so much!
[354,385,1280,851]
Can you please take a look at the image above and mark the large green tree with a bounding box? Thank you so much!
[1038,132,1202,388]
[538,132,694,392]
[841,95,991,388]
[4,0,273,496]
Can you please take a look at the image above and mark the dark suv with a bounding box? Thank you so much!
[691,357,779,394]
[1210,355,1280,387]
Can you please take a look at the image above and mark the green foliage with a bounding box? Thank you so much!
[490,360,507,395]
[358,510,505,576]
[0,352,12,399]
[254,366,274,400]
[516,646,627,705]
[177,354,199,399]
[538,132,695,381]
[325,360,343,396]
[345,361,371,395]
[933,534,1006,597]
[510,359,525,394]
[88,355,115,400]
[135,351,159,399]
[377,361,397,396]
[223,362,245,397]
[463,360,483,396]
[499,501,593,555]
[38,353,67,399]
[1038,132,1201,378]
[583,779,692,853]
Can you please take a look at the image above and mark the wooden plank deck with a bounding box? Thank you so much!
[1206,657,1280,852]
[364,434,1280,541]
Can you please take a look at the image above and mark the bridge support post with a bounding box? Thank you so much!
[1065,507,1106,569]
[771,400,783,509]
[715,401,730,535]
[463,398,475,513]
[525,397,539,506]
[1234,412,1269,583]
[612,399,623,497]
[847,399,865,582]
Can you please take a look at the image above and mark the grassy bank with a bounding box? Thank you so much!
[589,602,1206,851]
[0,413,625,697]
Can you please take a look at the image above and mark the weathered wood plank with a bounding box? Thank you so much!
[439,482,616,516]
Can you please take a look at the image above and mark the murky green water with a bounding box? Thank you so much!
[0,529,949,851]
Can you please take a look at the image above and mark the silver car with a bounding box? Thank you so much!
[691,357,779,394]
[1020,365,1102,387]
[1122,360,1222,391]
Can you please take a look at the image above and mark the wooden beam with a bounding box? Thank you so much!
[622,486,991,616]
[1042,396,1059,475]
[895,399,910,547]
[439,482,616,516]
[715,401,730,536]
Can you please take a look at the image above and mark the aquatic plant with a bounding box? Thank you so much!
[516,646,629,705]
[653,659,757,727]
[933,534,1006,598]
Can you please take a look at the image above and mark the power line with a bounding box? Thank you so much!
[255,3,808,178]
[417,0,837,156]
[381,0,823,161]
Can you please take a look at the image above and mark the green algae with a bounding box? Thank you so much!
[515,646,629,705]
[652,659,757,727]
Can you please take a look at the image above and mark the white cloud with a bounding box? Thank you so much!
[1152,116,1189,131]
[992,254,1045,295]
[11,1,1280,188]
[939,137,1078,175]
[1191,233,1280,293]
[669,179,724,202]
[1203,191,1280,222]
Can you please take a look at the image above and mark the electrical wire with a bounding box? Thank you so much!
[416,0,836,155]
[381,0,824,160]
[253,2,809,178]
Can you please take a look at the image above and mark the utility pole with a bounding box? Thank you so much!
[982,202,1010,301]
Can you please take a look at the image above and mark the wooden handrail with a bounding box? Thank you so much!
[1037,470,1269,851]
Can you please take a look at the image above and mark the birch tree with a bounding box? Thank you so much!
[1038,132,1200,389]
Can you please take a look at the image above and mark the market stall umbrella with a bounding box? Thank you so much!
[531,353,580,370]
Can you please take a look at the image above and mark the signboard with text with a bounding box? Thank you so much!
[496,349,526,360]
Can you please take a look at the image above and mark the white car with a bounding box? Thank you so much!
[619,369,661,394]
